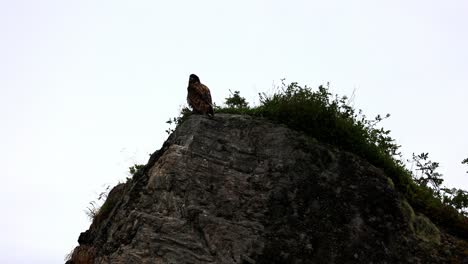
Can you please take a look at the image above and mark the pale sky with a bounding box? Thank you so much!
[1,1,467,263]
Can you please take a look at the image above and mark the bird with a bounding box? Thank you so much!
[187,74,214,117]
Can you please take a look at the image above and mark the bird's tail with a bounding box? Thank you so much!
[208,105,214,118]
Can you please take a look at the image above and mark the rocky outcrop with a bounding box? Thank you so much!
[67,114,468,263]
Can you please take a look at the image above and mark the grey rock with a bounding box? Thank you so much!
[68,114,468,264]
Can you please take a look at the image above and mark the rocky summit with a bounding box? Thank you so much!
[67,114,468,264]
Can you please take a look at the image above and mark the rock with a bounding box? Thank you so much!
[67,114,468,263]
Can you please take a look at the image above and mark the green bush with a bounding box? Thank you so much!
[129,164,145,177]
[225,90,249,109]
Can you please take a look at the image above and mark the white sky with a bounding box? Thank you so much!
[1,1,467,263]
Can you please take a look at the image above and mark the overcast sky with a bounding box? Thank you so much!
[1,1,467,263]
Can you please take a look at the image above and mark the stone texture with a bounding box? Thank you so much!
[68,114,468,264]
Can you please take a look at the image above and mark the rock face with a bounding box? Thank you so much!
[68,114,468,264]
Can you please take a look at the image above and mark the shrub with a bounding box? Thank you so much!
[225,90,249,109]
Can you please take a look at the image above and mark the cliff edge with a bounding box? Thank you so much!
[67,114,468,263]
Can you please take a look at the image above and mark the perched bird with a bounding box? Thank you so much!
[187,74,214,117]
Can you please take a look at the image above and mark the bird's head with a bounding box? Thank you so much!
[189,74,200,84]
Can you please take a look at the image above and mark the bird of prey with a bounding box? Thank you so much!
[187,74,214,117]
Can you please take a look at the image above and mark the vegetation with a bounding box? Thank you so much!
[411,152,468,216]
[85,185,111,221]
[166,107,191,135]
[129,164,145,177]
[85,164,145,223]
[173,80,468,237]
[224,90,249,109]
